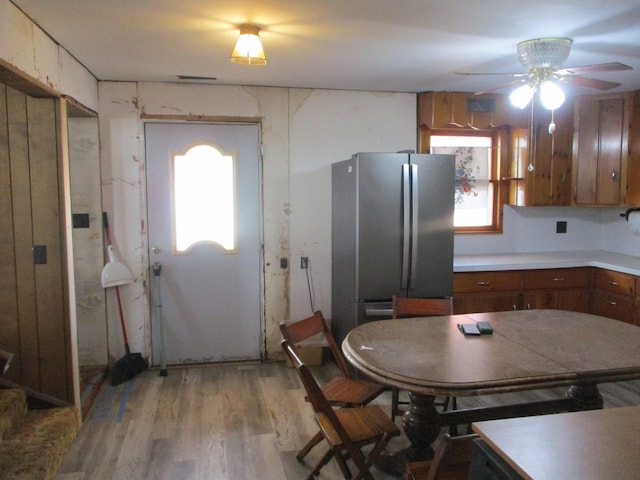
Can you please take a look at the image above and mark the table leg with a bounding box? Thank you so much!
[376,392,441,476]
[567,383,603,410]
[402,392,442,454]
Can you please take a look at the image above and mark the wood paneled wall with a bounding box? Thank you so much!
[0,83,72,402]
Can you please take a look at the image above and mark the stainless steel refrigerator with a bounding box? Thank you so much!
[331,152,455,345]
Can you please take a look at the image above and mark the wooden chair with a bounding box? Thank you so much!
[280,311,386,460]
[282,338,400,480]
[391,295,455,421]
[404,433,478,480]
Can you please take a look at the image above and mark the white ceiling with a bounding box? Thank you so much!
[11,0,640,96]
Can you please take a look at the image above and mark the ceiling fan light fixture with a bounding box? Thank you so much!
[540,80,565,110]
[517,37,572,69]
[230,24,267,66]
[510,83,535,109]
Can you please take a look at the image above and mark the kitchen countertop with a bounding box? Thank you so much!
[454,250,640,276]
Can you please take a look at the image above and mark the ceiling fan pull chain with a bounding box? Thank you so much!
[527,101,535,172]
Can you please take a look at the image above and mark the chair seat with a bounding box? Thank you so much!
[321,377,386,406]
[318,405,399,447]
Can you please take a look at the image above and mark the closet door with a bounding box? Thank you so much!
[0,83,70,402]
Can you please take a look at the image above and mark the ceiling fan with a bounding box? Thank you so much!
[458,37,632,110]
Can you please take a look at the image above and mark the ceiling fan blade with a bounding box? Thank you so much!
[455,71,526,77]
[556,62,632,75]
[474,78,525,95]
[558,75,621,90]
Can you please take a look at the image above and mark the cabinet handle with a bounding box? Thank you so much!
[553,277,565,282]
[477,281,491,286]
[609,281,619,286]
[606,300,617,306]
[611,169,618,180]
[561,171,566,183]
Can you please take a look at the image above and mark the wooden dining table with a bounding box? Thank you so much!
[341,309,640,475]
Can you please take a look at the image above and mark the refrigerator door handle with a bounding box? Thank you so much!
[410,163,419,289]
[401,163,411,289]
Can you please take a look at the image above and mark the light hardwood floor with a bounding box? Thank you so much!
[56,361,640,480]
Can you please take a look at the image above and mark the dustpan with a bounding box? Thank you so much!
[101,244,134,288]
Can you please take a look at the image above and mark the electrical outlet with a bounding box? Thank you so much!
[300,256,308,269]
[556,221,567,234]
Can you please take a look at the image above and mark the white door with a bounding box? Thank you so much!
[145,122,262,364]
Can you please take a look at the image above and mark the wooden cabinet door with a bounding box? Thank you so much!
[574,97,600,204]
[529,101,574,206]
[555,289,592,313]
[522,291,555,310]
[453,292,521,314]
[573,93,630,205]
[598,98,625,204]
[624,91,640,205]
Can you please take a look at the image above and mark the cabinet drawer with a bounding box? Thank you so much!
[453,271,523,293]
[593,269,635,296]
[591,290,636,324]
[522,268,591,290]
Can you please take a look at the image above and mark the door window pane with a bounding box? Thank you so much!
[172,144,236,253]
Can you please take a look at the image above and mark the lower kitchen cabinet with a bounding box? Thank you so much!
[453,271,522,314]
[454,266,638,324]
[592,269,637,325]
[522,267,592,313]
[454,292,521,314]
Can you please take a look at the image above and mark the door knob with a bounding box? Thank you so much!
[152,246,161,254]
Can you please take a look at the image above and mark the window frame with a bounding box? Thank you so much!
[424,127,508,234]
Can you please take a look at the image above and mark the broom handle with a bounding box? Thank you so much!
[103,212,132,356]
[103,212,112,244]
[115,285,131,355]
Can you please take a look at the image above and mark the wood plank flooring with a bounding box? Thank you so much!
[56,361,640,480]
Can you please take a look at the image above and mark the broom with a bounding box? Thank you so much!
[101,212,148,386]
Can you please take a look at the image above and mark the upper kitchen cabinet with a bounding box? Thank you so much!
[625,92,640,205]
[572,92,632,205]
[506,101,574,206]
[418,92,573,206]
[418,92,520,151]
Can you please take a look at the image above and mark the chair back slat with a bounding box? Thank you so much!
[280,311,325,344]
[280,311,351,378]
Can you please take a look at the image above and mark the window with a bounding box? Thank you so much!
[430,129,505,233]
[172,144,237,253]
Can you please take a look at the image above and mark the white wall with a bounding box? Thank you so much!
[98,81,416,361]
[454,205,640,257]
[0,0,98,110]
